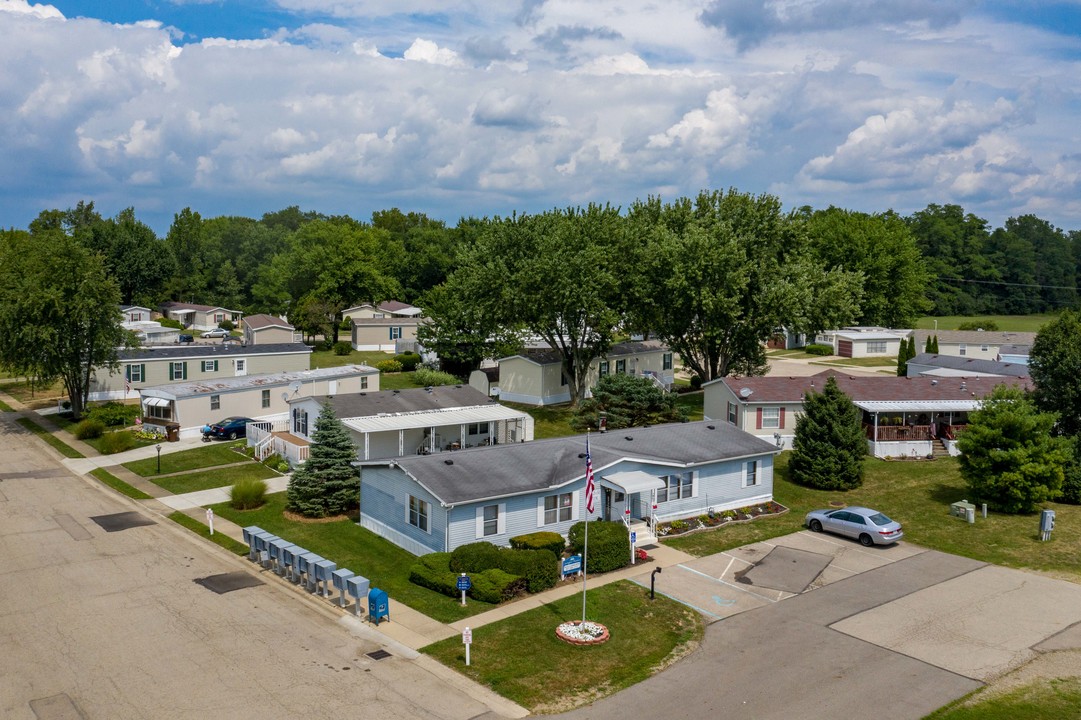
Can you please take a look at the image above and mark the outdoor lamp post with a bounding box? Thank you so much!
[156,444,161,474]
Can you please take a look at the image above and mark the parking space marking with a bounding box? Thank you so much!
[629,580,726,620]
[677,563,780,603]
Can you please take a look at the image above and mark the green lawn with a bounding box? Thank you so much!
[211,493,502,623]
[123,442,247,477]
[89,468,153,500]
[914,315,1055,332]
[421,581,703,713]
[168,512,249,555]
[148,463,279,495]
[0,397,13,412]
[2,379,66,409]
[15,417,85,458]
[925,677,1081,719]
[309,348,399,369]
[666,454,1081,582]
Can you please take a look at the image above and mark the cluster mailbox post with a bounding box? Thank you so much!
[313,559,338,597]
[331,569,355,608]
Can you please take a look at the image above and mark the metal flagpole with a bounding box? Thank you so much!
[582,429,592,624]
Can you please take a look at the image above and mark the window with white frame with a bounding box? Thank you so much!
[126,364,145,383]
[867,341,887,353]
[390,326,403,340]
[959,344,967,356]
[744,460,759,487]
[543,492,574,524]
[214,313,225,323]
[615,359,626,374]
[292,408,309,436]
[657,471,693,503]
[169,361,187,380]
[761,407,781,429]
[360,376,368,389]
[477,504,504,537]
[261,389,271,408]
[598,361,609,377]
[981,344,989,352]
[727,402,737,425]
[408,495,429,532]
[145,403,171,420]
[663,352,673,370]
[201,360,218,372]
[210,394,220,411]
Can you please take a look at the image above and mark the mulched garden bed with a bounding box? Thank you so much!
[657,501,789,538]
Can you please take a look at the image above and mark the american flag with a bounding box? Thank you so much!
[585,435,595,515]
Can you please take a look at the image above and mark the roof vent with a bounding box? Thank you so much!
[930,380,938,386]
[706,424,716,430]
[578,453,587,459]
[455,384,462,388]
[444,459,453,465]
[393,389,400,394]
[739,387,752,398]
[625,436,633,441]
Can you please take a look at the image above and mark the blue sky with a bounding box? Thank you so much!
[3,0,1081,235]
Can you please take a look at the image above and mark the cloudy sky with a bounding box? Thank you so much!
[2,0,1080,235]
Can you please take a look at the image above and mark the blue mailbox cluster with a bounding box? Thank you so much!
[241,526,378,618]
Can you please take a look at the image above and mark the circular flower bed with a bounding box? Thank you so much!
[556,620,610,646]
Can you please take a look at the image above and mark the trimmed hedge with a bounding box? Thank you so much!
[804,343,834,356]
[450,541,502,573]
[375,359,403,373]
[449,541,558,593]
[394,352,422,371]
[409,552,523,602]
[568,520,631,573]
[510,531,566,558]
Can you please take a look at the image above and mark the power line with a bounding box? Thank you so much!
[938,277,1079,292]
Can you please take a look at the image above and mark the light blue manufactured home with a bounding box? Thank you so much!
[358,421,780,556]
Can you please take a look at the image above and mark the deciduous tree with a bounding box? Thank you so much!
[956,385,1069,514]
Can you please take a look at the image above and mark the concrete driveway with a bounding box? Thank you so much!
[597,535,1081,720]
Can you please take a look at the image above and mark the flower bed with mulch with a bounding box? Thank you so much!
[657,501,789,538]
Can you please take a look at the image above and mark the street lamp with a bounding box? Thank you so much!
[156,444,162,474]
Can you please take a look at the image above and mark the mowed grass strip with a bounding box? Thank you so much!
[211,493,496,623]
[421,581,704,713]
[168,512,249,555]
[123,442,247,477]
[149,462,279,495]
[926,676,1081,719]
[15,417,85,458]
[90,468,153,500]
[665,454,1081,582]
[0,397,14,412]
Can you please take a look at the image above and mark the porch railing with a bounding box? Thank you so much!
[865,423,966,442]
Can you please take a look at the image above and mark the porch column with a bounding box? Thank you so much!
[430,428,436,453]
[398,430,404,457]
[459,423,466,447]
[488,421,494,443]
[364,433,370,461]
[873,412,879,443]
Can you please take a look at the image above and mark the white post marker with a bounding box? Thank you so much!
[206,508,215,535]
[462,626,472,666]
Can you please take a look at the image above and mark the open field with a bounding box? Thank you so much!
[914,315,1055,332]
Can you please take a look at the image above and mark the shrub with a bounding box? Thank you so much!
[469,569,525,603]
[394,352,422,371]
[230,477,268,510]
[689,375,703,390]
[375,359,403,373]
[498,548,558,593]
[567,520,630,573]
[87,401,140,427]
[450,541,503,573]
[333,341,352,356]
[414,367,459,386]
[262,453,290,472]
[73,418,106,440]
[219,319,235,331]
[958,320,998,331]
[99,430,136,454]
[510,531,566,558]
[159,317,184,330]
[409,553,458,597]
[804,343,834,356]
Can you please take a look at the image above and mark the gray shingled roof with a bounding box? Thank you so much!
[908,353,1030,378]
[367,421,778,505]
[146,365,376,398]
[910,329,1037,346]
[244,313,293,330]
[119,343,312,361]
[314,384,496,419]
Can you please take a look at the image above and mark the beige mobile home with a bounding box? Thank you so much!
[243,314,300,345]
[909,330,1037,362]
[497,340,675,406]
[140,364,378,440]
[160,301,243,331]
[91,343,313,402]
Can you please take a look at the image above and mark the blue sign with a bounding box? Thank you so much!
[631,531,637,544]
[562,555,582,577]
[456,575,472,591]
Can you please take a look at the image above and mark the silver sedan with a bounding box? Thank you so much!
[805,506,903,546]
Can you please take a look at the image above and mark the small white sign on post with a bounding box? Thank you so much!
[206,508,215,535]
[462,626,473,666]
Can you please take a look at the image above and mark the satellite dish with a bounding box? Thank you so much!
[289,381,302,395]
[281,392,290,403]
[739,387,753,398]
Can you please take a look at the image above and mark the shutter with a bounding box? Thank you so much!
[181,362,187,380]
[571,490,580,521]
[168,364,174,381]
[691,472,698,498]
[389,327,394,340]
[125,365,131,381]
[537,497,546,526]
[756,408,763,429]
[139,364,145,382]
[779,408,786,429]
[497,504,506,535]
[475,507,484,538]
